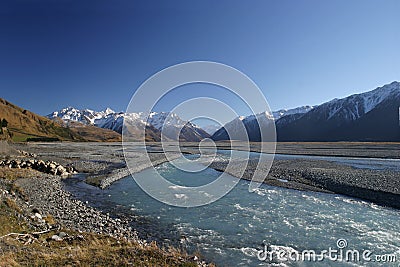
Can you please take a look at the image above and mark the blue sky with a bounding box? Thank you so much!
[1,0,399,121]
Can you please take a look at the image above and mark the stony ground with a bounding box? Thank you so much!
[14,175,138,239]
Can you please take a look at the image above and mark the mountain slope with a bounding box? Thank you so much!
[55,119,121,142]
[211,105,317,142]
[277,81,400,141]
[146,112,210,141]
[50,107,115,125]
[202,124,221,135]
[0,98,82,142]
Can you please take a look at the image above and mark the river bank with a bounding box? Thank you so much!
[0,143,210,266]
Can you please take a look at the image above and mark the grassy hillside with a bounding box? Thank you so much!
[61,120,121,142]
[0,98,121,142]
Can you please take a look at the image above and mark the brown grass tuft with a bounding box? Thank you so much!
[4,197,22,213]
[44,214,56,225]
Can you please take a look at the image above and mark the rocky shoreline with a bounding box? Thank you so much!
[12,142,180,190]
[0,144,183,239]
[7,174,139,240]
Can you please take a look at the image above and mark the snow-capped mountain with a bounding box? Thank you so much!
[49,107,116,125]
[272,105,315,120]
[211,105,317,141]
[211,105,316,141]
[277,81,400,141]
[48,108,209,141]
[211,111,275,141]
[146,112,209,141]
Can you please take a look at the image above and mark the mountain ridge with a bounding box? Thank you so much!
[276,81,400,141]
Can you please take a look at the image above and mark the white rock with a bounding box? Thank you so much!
[51,235,63,241]
[34,213,42,220]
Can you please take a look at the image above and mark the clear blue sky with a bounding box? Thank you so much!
[1,0,399,119]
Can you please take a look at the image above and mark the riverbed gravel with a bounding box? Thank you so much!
[208,158,400,209]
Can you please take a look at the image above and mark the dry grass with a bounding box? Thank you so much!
[0,201,29,236]
[0,166,39,181]
[4,197,22,213]
[0,212,200,266]
[43,214,56,225]
[0,231,199,267]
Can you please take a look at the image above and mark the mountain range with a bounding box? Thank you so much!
[48,108,210,142]
[48,104,317,142]
[1,81,398,142]
[276,81,400,141]
[272,105,315,120]
[212,106,314,141]
[212,81,400,142]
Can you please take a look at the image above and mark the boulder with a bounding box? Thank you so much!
[34,213,42,220]
[56,165,66,175]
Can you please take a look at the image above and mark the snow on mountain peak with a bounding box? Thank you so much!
[272,105,315,120]
[103,108,115,115]
[362,81,400,113]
